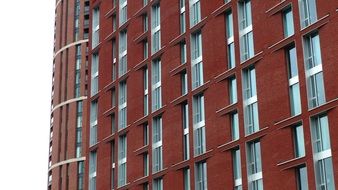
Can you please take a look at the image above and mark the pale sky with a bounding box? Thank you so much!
[0,0,55,189]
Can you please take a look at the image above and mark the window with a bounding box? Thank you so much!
[119,30,127,77]
[143,14,148,32]
[111,114,116,134]
[310,114,335,190]
[182,103,189,160]
[143,40,148,59]
[184,168,191,190]
[74,0,80,41]
[180,0,186,33]
[112,40,117,80]
[153,178,163,190]
[118,81,127,130]
[92,7,100,48]
[118,135,127,187]
[286,46,301,116]
[189,0,201,28]
[229,77,237,104]
[226,11,235,69]
[143,153,149,176]
[119,0,127,26]
[233,149,242,190]
[144,68,149,115]
[111,142,116,189]
[293,125,305,157]
[195,161,207,190]
[78,161,84,190]
[231,112,239,141]
[75,45,81,97]
[296,166,309,190]
[247,141,263,190]
[143,124,149,145]
[151,3,161,54]
[152,117,163,173]
[91,53,99,96]
[76,101,83,157]
[243,67,259,135]
[238,0,254,62]
[143,0,148,6]
[283,7,294,37]
[193,94,206,156]
[89,151,97,190]
[298,0,317,29]
[181,72,188,95]
[181,42,187,64]
[113,15,117,32]
[90,101,98,146]
[152,59,162,112]
[191,31,204,89]
[303,33,325,108]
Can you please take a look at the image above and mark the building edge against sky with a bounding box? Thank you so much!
[48,0,338,190]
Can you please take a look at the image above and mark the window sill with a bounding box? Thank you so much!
[133,58,148,71]
[216,103,237,117]
[191,80,210,96]
[240,51,263,69]
[244,126,269,142]
[133,30,148,44]
[265,0,290,16]
[190,17,208,34]
[194,149,214,163]
[211,1,231,17]
[214,67,236,83]
[217,139,240,152]
[170,94,188,106]
[277,156,306,171]
[105,6,117,18]
[133,144,149,155]
[171,159,189,171]
[152,167,168,179]
[103,106,116,117]
[133,175,149,186]
[169,62,186,76]
[169,32,185,47]
[300,14,330,36]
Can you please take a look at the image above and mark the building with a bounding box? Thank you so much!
[48,0,338,190]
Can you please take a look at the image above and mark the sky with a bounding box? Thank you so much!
[0,0,55,189]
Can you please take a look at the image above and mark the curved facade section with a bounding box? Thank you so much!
[48,0,90,189]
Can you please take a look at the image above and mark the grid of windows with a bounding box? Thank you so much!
[152,59,162,111]
[151,3,161,54]
[303,33,325,108]
[298,0,317,29]
[238,0,254,62]
[311,114,335,190]
[193,94,206,156]
[243,67,259,135]
[118,135,127,187]
[286,46,301,116]
[152,116,163,173]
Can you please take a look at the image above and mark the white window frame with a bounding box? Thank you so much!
[92,7,100,48]
[226,11,235,69]
[246,141,263,190]
[118,81,127,130]
[91,53,99,96]
[152,117,163,173]
[119,31,127,77]
[233,149,242,189]
[144,68,149,116]
[118,135,127,187]
[119,0,127,26]
[195,162,207,190]
[90,101,98,146]
[189,0,201,28]
[193,94,206,156]
[298,0,317,29]
[191,32,204,89]
[238,0,254,62]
